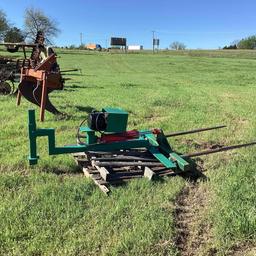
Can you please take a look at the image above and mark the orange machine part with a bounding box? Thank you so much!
[17,54,63,121]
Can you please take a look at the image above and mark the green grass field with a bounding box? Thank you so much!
[0,49,255,255]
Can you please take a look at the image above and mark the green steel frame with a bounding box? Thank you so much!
[28,109,190,172]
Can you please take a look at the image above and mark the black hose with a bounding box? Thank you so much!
[76,117,87,145]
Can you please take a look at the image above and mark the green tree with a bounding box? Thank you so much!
[170,41,186,50]
[4,27,24,43]
[237,35,256,49]
[0,9,9,40]
[24,7,60,43]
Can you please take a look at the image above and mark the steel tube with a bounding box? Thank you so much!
[60,69,80,73]
[182,141,256,158]
[165,125,226,137]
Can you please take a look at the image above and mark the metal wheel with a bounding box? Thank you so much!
[0,81,12,95]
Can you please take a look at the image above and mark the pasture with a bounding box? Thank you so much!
[0,48,255,255]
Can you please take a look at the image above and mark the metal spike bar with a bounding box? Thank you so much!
[165,125,226,137]
[60,69,80,73]
[182,141,256,158]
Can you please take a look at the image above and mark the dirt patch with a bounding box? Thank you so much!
[180,139,224,151]
[227,243,256,256]
[174,182,217,256]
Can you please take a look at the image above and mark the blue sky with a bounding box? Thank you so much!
[1,0,256,49]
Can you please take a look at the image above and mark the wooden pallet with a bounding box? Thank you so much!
[72,150,178,195]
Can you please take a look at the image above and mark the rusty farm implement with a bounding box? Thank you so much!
[0,56,19,95]
[27,107,256,194]
[1,31,79,121]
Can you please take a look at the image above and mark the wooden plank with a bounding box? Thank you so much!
[144,167,156,180]
[91,173,102,180]
[95,166,110,181]
[82,167,100,177]
[110,169,143,175]
[76,158,90,162]
[93,179,110,195]
[157,170,181,176]
[72,152,87,157]
[83,168,110,194]
[96,179,109,185]
[87,150,150,156]
[95,161,163,167]
[91,160,97,167]
[92,156,157,162]
[74,150,186,194]
[112,174,143,180]
[83,167,99,177]
[83,167,91,178]
[158,172,176,177]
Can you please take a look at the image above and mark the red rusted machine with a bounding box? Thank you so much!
[17,31,64,121]
[17,52,64,121]
[1,31,64,121]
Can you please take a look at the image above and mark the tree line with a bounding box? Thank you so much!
[1,7,256,50]
[223,36,256,50]
[0,7,60,44]
[170,36,256,51]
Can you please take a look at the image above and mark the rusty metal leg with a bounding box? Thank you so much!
[40,73,47,121]
[16,90,22,106]
[17,68,23,106]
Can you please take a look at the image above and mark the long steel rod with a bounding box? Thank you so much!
[165,125,226,137]
[182,141,256,158]
[60,69,80,73]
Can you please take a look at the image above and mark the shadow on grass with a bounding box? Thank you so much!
[41,165,82,176]
[48,106,95,121]
[64,84,86,89]
[64,84,104,90]
[120,82,139,88]
[62,73,84,77]
[75,105,95,113]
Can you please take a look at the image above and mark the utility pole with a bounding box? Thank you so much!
[80,33,83,46]
[152,30,155,53]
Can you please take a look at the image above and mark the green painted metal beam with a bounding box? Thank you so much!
[28,109,191,171]
[169,152,190,172]
[148,146,177,169]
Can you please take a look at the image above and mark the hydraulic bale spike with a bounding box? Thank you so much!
[28,108,256,172]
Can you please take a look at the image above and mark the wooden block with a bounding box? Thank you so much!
[72,152,86,157]
[91,160,97,167]
[93,179,110,195]
[91,173,102,180]
[83,167,91,178]
[144,167,156,180]
[93,164,110,181]
[76,158,89,162]
[96,179,109,185]
[98,167,110,181]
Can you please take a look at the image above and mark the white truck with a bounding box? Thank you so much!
[127,45,143,51]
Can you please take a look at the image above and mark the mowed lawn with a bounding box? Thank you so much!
[0,49,255,255]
